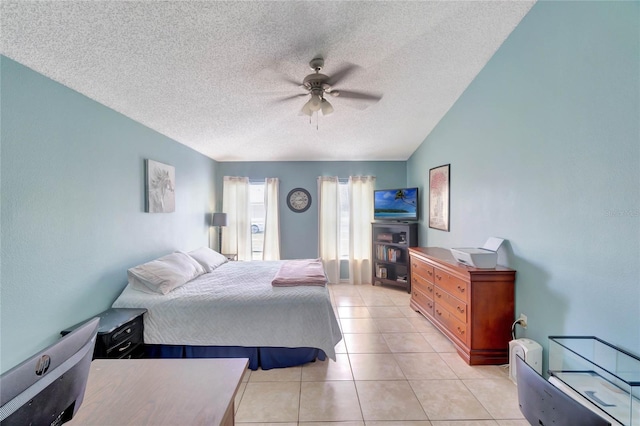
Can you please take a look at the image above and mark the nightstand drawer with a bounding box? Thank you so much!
[61,308,147,360]
[102,316,143,350]
[103,320,143,355]
[107,339,144,359]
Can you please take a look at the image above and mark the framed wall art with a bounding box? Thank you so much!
[145,159,175,213]
[429,164,450,231]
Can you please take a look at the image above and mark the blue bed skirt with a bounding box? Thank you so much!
[145,344,327,370]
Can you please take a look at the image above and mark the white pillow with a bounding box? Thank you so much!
[188,247,228,273]
[127,252,205,295]
[127,274,158,295]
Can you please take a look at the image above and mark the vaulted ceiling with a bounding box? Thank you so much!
[1,1,535,161]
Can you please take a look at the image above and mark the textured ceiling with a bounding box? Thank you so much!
[1,1,535,162]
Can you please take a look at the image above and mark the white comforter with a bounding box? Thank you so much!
[112,260,342,359]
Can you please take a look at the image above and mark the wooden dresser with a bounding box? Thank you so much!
[409,247,516,365]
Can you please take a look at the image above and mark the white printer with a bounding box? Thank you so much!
[450,237,505,269]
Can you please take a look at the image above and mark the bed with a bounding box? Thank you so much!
[112,250,342,370]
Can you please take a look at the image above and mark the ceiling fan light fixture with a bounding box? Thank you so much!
[309,93,322,112]
[321,99,334,116]
[301,100,313,116]
[275,57,383,120]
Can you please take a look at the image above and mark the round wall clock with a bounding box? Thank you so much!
[286,187,312,213]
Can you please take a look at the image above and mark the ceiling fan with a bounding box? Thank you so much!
[276,57,383,117]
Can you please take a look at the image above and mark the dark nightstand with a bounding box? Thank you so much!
[61,308,147,359]
[223,253,237,261]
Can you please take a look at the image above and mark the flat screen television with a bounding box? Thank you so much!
[374,187,419,221]
[0,317,99,426]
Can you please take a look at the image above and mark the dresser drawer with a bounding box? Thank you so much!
[433,287,468,324]
[433,268,469,302]
[411,288,434,316]
[411,272,433,296]
[411,259,434,283]
[434,303,468,345]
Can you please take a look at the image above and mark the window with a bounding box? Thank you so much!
[249,182,265,260]
[339,181,350,258]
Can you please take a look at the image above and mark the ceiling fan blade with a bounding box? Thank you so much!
[261,67,303,89]
[280,76,304,87]
[331,90,383,110]
[325,63,360,86]
[333,90,382,102]
[272,93,308,103]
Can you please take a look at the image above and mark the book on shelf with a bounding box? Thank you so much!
[376,245,402,262]
[375,264,388,279]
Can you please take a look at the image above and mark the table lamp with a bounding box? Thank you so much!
[212,213,227,253]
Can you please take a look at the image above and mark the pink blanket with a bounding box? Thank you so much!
[271,259,328,287]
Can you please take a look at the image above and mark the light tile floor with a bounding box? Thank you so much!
[235,283,528,426]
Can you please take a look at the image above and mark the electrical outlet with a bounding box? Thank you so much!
[518,314,528,329]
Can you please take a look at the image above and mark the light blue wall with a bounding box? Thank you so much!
[0,56,218,372]
[218,161,406,260]
[408,2,640,358]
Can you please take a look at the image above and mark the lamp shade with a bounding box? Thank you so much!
[321,99,334,116]
[212,212,227,227]
[309,93,322,111]
[301,100,313,116]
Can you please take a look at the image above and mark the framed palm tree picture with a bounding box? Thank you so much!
[429,164,450,231]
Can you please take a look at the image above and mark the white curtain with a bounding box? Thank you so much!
[349,176,376,284]
[222,176,252,261]
[262,178,280,260]
[317,176,340,283]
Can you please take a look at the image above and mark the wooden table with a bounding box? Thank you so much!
[69,358,248,425]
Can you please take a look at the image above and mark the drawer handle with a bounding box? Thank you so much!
[118,341,133,352]
[427,287,433,293]
[435,292,442,298]
[457,285,466,293]
[457,327,465,335]
[427,270,433,276]
[435,274,442,280]
[435,309,442,316]
[457,306,465,313]
[113,327,132,340]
